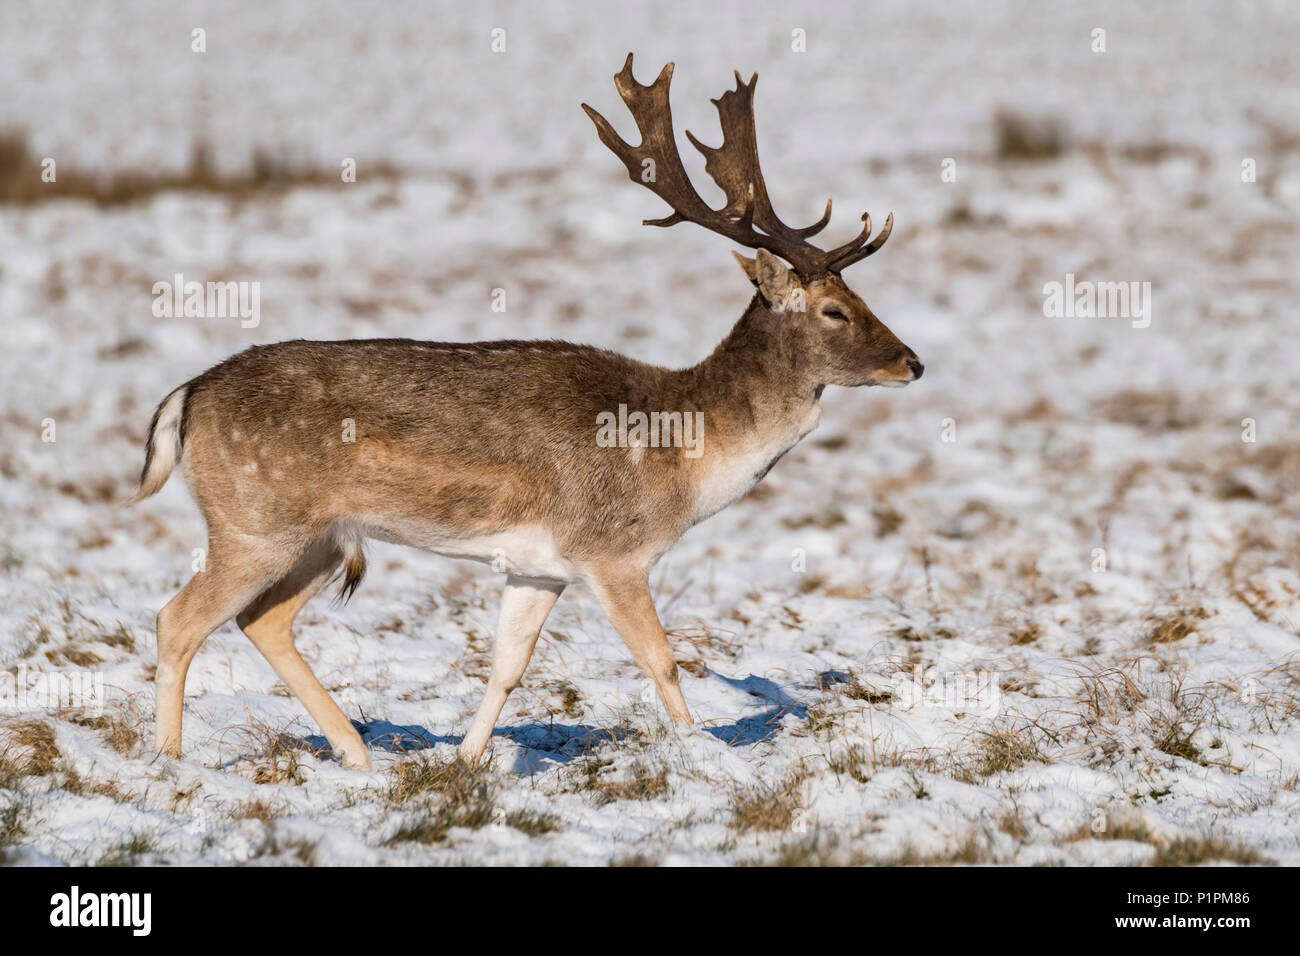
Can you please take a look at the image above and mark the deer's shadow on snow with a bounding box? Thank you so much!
[296,669,836,772]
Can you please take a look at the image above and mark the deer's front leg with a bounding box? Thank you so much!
[458,576,564,765]
[589,564,692,724]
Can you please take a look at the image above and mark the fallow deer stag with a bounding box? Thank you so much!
[131,54,922,771]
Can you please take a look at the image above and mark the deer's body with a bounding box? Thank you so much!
[134,56,921,770]
[160,312,824,577]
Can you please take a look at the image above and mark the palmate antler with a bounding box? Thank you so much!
[581,53,892,277]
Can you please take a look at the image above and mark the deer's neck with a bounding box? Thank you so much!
[685,296,821,422]
[676,297,823,521]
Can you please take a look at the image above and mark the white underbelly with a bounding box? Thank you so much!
[357,518,577,582]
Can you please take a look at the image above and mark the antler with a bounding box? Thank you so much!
[581,54,892,277]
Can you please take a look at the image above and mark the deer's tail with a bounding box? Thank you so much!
[127,385,189,505]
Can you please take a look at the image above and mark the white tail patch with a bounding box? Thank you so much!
[127,386,188,505]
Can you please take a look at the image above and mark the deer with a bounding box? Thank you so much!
[129,54,922,772]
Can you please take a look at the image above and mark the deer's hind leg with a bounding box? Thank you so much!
[235,537,370,770]
[155,534,304,762]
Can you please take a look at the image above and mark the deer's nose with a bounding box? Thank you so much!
[906,358,925,380]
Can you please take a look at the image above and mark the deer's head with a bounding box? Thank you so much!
[583,55,923,390]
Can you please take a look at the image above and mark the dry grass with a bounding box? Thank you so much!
[1065,814,1266,864]
[233,721,312,786]
[759,834,848,866]
[58,767,136,802]
[385,775,495,845]
[503,807,559,837]
[1249,657,1300,727]
[667,620,742,668]
[781,508,847,531]
[1146,670,1210,765]
[383,754,557,845]
[581,759,670,807]
[826,746,882,784]
[1067,814,1157,844]
[0,719,60,777]
[1146,606,1210,645]
[0,130,395,206]
[1093,388,1201,432]
[97,623,137,653]
[251,830,320,865]
[801,700,843,735]
[756,830,993,866]
[1073,661,1146,724]
[46,646,104,668]
[994,109,1066,161]
[841,675,894,704]
[95,832,156,867]
[233,798,287,823]
[1009,621,1043,646]
[1234,572,1300,623]
[68,706,144,756]
[968,727,1044,778]
[730,768,808,833]
[542,680,584,719]
[1,716,141,801]
[889,621,959,642]
[1150,836,1267,866]
[887,832,993,866]
[1150,717,1202,763]
[386,753,486,805]
[0,799,27,858]
[0,749,20,791]
[997,807,1029,840]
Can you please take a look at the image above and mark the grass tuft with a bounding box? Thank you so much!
[0,799,28,859]
[1150,836,1266,866]
[0,719,60,777]
[96,832,156,867]
[970,727,1043,778]
[383,754,556,845]
[730,768,807,833]
[583,760,670,807]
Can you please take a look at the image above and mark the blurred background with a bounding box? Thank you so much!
[1,0,1298,864]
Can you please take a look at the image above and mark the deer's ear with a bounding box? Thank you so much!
[732,251,759,285]
[753,248,794,303]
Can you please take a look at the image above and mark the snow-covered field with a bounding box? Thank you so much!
[2,1,1299,865]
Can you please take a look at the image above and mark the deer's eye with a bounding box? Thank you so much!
[821,305,849,322]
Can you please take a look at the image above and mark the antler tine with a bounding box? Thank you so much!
[821,212,873,265]
[686,72,833,247]
[581,55,703,218]
[826,211,894,273]
[796,198,834,239]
